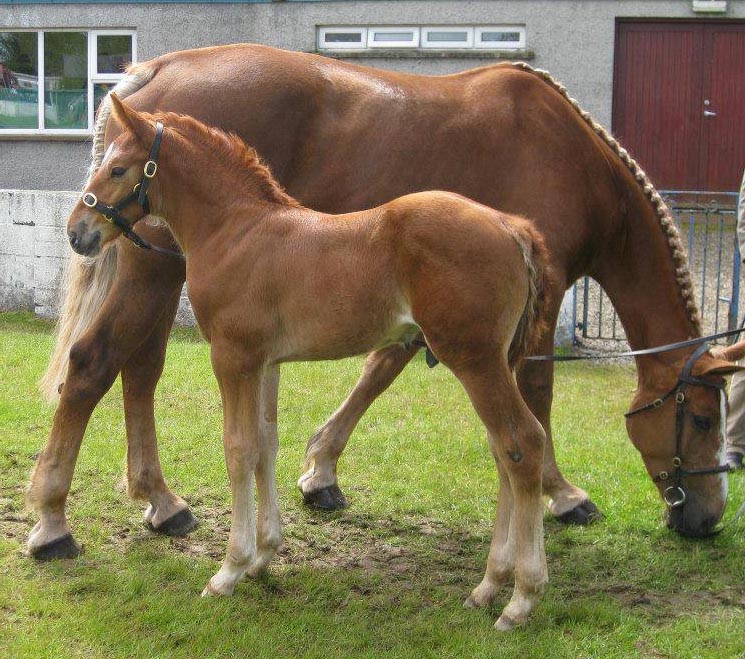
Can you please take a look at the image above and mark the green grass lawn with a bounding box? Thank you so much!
[1,311,744,658]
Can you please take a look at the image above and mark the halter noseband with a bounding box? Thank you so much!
[625,341,731,509]
[81,121,184,261]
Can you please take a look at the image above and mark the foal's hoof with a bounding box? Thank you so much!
[148,508,199,537]
[30,533,82,561]
[302,484,348,511]
[557,499,602,526]
[494,614,520,632]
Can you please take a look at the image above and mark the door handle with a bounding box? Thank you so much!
[703,110,717,117]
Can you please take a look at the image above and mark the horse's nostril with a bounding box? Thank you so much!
[68,231,79,249]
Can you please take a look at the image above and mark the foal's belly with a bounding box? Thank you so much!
[275,315,421,363]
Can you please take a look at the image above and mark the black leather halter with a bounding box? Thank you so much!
[81,121,184,261]
[625,341,731,508]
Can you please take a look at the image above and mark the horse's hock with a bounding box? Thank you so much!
[0,189,194,324]
[0,188,571,342]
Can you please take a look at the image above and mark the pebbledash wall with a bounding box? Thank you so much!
[2,0,745,340]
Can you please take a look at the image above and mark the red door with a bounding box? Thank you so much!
[613,20,745,192]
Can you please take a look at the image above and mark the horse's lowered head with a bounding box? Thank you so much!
[68,94,161,257]
[626,347,743,537]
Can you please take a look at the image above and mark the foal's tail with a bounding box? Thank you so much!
[506,218,549,368]
[39,63,156,402]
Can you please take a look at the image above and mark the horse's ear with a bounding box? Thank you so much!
[710,339,745,364]
[109,93,154,147]
[694,354,745,377]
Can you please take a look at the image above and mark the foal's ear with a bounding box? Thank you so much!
[109,93,155,148]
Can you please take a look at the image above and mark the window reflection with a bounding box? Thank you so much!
[44,32,87,130]
[0,32,39,129]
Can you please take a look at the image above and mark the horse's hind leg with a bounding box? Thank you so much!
[454,363,547,630]
[298,343,418,509]
[122,287,197,536]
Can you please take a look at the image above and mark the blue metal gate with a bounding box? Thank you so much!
[576,191,741,345]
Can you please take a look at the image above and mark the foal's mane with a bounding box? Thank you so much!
[511,63,702,333]
[154,110,301,209]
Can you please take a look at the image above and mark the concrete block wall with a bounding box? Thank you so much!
[0,190,75,317]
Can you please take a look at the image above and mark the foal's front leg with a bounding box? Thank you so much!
[202,358,263,596]
[247,364,283,577]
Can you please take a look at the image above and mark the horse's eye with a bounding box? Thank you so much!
[111,167,127,178]
[692,415,712,432]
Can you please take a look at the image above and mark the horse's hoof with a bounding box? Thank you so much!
[302,484,348,510]
[29,533,82,561]
[148,508,199,537]
[557,499,603,525]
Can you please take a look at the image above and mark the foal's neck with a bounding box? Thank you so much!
[154,122,301,252]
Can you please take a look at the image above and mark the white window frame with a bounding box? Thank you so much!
[421,26,474,50]
[474,26,526,51]
[367,26,420,49]
[318,26,368,51]
[0,28,136,137]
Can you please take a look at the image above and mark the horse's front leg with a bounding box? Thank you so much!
[122,284,197,536]
[518,288,599,525]
[247,364,282,577]
[202,355,263,596]
[298,343,418,509]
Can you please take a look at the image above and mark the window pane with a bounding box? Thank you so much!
[97,34,132,74]
[427,31,469,43]
[481,31,521,43]
[373,31,415,42]
[94,82,114,115]
[44,32,87,129]
[0,32,39,129]
[325,32,363,43]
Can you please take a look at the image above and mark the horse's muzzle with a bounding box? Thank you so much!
[666,505,720,538]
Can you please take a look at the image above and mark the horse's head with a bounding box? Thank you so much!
[68,94,160,257]
[626,346,743,537]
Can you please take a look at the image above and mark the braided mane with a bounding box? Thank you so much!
[510,63,702,333]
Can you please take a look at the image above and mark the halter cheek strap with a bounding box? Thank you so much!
[81,121,184,261]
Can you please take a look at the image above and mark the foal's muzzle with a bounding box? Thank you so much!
[67,221,101,257]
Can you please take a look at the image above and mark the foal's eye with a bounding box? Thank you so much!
[692,415,712,432]
[111,166,127,178]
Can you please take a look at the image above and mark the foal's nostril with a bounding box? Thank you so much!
[68,231,79,249]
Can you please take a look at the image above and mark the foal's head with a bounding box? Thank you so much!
[68,94,164,257]
[626,350,742,537]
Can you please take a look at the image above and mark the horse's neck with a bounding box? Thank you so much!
[592,190,700,358]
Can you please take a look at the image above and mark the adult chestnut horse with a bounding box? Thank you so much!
[66,95,551,629]
[28,45,740,563]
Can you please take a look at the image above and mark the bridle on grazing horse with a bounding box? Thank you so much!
[81,121,184,261]
[624,341,731,509]
[528,327,745,512]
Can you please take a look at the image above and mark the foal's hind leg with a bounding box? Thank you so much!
[455,364,547,630]
[298,343,418,509]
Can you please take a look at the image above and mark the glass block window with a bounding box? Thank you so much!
[0,29,136,135]
[422,27,474,49]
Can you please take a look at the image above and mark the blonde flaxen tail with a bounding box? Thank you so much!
[39,64,156,402]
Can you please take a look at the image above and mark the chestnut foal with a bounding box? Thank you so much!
[66,95,550,629]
